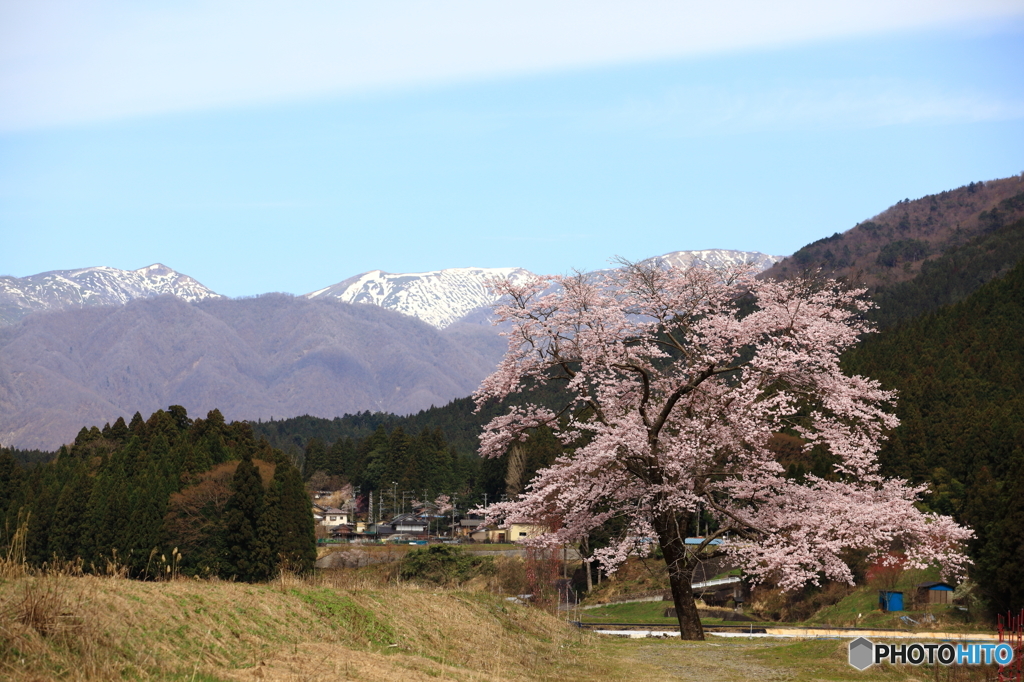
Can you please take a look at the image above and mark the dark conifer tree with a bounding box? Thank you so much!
[205,432,230,466]
[128,412,146,437]
[24,467,59,565]
[324,437,352,478]
[253,473,282,576]
[122,434,147,479]
[223,454,266,581]
[181,440,212,476]
[0,448,23,520]
[303,438,328,478]
[168,405,192,433]
[109,416,130,442]
[123,459,171,575]
[975,449,1024,612]
[83,444,131,567]
[355,425,389,487]
[415,428,452,495]
[48,462,93,561]
[389,427,417,494]
[274,462,316,573]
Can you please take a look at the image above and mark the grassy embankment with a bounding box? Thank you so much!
[1,531,999,682]
[4,570,1000,682]
[3,566,1003,681]
[1,565,601,682]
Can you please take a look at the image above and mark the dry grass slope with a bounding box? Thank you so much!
[0,567,615,682]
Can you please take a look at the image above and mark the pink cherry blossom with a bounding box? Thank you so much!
[473,258,972,640]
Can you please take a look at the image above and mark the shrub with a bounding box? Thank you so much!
[399,545,494,586]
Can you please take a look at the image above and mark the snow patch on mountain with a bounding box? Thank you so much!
[0,263,222,326]
[642,249,782,272]
[306,266,533,329]
[308,250,781,329]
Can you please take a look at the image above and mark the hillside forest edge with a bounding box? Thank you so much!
[1,178,1023,618]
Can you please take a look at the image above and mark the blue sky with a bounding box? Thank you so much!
[2,2,1023,297]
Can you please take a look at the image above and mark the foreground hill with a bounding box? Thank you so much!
[0,568,986,681]
[0,572,601,682]
[0,294,504,450]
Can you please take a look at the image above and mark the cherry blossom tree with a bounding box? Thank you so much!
[474,259,971,640]
[434,493,453,515]
[434,494,454,538]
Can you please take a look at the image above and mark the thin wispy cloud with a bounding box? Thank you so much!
[589,81,1024,135]
[2,0,1022,131]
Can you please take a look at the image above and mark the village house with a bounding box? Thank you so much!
[320,507,350,528]
[468,521,548,543]
[390,512,429,536]
[508,522,547,541]
[457,516,485,538]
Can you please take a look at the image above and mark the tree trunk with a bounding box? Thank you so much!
[655,511,704,640]
[582,536,593,592]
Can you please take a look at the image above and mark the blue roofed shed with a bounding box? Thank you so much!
[916,581,955,605]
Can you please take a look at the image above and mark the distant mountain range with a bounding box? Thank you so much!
[0,295,507,451]
[0,263,222,327]
[305,266,534,329]
[304,249,782,329]
[0,249,780,449]
[1,249,781,332]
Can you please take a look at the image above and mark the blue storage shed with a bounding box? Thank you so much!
[879,590,904,612]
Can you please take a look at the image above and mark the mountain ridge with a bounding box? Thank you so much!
[762,175,1024,288]
[0,263,222,326]
[0,294,505,451]
[305,249,782,329]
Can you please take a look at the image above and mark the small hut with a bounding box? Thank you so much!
[916,581,955,606]
[879,590,904,612]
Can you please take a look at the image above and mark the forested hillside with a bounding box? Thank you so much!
[844,257,1024,612]
[254,381,568,508]
[764,175,1024,290]
[0,407,315,580]
[868,215,1024,328]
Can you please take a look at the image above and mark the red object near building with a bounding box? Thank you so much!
[998,609,1023,682]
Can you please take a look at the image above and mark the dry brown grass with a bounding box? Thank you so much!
[8,562,991,682]
[0,565,633,682]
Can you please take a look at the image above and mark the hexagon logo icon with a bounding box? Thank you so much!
[848,637,874,670]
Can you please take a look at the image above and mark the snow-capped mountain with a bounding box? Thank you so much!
[641,249,782,272]
[306,250,781,329]
[0,263,222,326]
[305,266,534,329]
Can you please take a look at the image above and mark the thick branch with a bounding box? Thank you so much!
[614,363,652,428]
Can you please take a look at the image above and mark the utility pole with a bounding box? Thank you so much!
[451,494,457,539]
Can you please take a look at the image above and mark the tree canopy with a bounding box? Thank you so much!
[475,260,971,640]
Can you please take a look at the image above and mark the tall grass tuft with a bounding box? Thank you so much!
[0,512,29,580]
